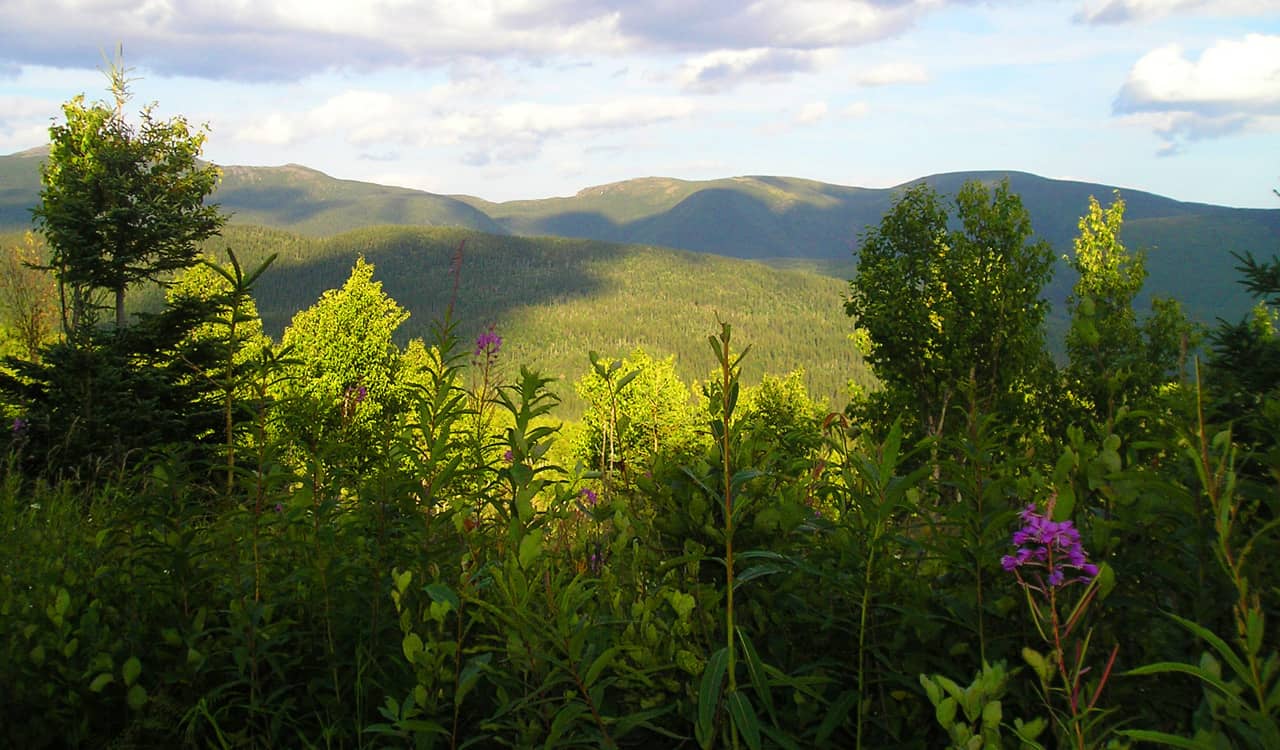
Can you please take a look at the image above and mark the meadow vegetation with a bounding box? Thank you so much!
[1,71,1277,750]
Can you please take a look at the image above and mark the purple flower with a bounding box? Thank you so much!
[503,449,514,463]
[580,488,598,507]
[11,417,27,435]
[475,327,502,358]
[274,503,284,514]
[1002,503,1097,588]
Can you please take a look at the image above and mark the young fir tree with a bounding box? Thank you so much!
[33,58,224,337]
[1,59,230,477]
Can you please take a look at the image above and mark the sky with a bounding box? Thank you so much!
[0,1,1277,208]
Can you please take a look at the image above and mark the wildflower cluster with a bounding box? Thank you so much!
[1001,503,1098,589]
[475,327,502,360]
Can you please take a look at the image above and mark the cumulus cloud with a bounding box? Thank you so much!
[852,61,929,87]
[678,48,831,93]
[0,0,938,82]
[1075,0,1275,24]
[1114,34,1280,152]
[0,95,62,152]
[234,87,697,165]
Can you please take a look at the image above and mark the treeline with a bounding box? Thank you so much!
[0,69,1277,750]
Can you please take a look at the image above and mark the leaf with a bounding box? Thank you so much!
[1115,729,1216,749]
[1164,612,1253,686]
[736,627,777,722]
[122,656,141,687]
[393,569,412,594]
[936,696,957,728]
[424,583,460,613]
[1124,662,1235,703]
[981,699,1001,727]
[1095,561,1116,601]
[726,691,762,750]
[734,563,785,590]
[456,655,489,706]
[55,588,70,619]
[815,690,858,745]
[402,633,424,664]
[546,703,588,749]
[89,673,114,692]
[697,647,729,749]
[126,684,147,710]
[1246,608,1263,657]
[518,530,543,570]
[585,645,622,688]
[1022,647,1051,686]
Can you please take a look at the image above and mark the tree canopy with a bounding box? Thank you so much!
[33,61,224,334]
[845,179,1054,436]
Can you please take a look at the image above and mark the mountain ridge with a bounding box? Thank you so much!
[3,150,1276,327]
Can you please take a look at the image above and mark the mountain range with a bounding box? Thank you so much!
[3,147,1278,410]
[4,147,1275,321]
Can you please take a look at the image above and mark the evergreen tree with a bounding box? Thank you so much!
[1,60,230,479]
[33,58,224,336]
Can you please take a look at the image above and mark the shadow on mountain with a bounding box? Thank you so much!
[519,211,629,244]
[218,186,340,224]
[236,225,615,344]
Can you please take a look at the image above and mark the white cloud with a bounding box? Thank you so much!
[853,61,929,87]
[1075,0,1276,24]
[0,94,62,153]
[1115,34,1280,151]
[0,1,939,82]
[231,87,698,166]
[795,100,829,125]
[677,48,833,93]
[1116,35,1280,115]
[842,101,871,118]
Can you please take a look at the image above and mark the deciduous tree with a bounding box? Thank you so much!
[1065,193,1196,429]
[0,232,58,361]
[845,179,1054,438]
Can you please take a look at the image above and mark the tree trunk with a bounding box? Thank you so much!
[115,286,126,329]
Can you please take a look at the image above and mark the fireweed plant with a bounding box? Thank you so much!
[1003,496,1119,750]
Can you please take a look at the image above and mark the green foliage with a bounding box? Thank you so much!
[0,232,58,361]
[32,59,224,333]
[573,348,702,475]
[214,223,868,418]
[1066,193,1196,429]
[921,661,1046,750]
[276,256,410,462]
[2,118,1275,750]
[845,179,1054,438]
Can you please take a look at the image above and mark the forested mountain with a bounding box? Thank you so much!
[3,149,1276,327]
[199,224,870,417]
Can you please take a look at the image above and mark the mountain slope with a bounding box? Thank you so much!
[0,149,506,237]
[215,164,508,236]
[3,150,1275,326]
[204,224,868,418]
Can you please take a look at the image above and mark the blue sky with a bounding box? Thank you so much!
[1,1,1277,207]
